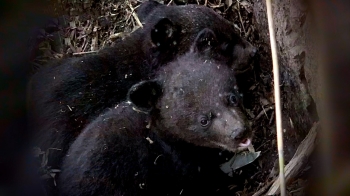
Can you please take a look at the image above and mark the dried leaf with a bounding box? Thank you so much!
[225,0,233,7]
[220,151,261,177]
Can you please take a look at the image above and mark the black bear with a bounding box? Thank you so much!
[137,0,257,73]
[58,28,252,196]
[27,2,256,169]
[27,17,182,168]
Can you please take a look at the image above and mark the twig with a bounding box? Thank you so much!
[289,187,304,194]
[262,105,268,118]
[130,14,136,28]
[208,0,224,8]
[209,4,224,8]
[255,106,274,120]
[265,0,286,195]
[73,51,97,56]
[255,140,269,151]
[236,0,246,34]
[82,37,88,52]
[109,32,128,40]
[125,10,133,26]
[127,1,143,28]
[167,0,173,6]
[252,180,274,196]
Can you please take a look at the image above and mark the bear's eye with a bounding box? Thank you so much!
[199,116,210,127]
[228,93,239,106]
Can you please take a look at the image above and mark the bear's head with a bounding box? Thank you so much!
[128,28,252,152]
[137,1,258,73]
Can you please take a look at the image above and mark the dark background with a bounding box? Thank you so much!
[0,1,57,194]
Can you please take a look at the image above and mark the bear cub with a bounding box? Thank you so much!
[27,17,182,168]
[27,1,257,171]
[137,0,258,72]
[59,29,252,196]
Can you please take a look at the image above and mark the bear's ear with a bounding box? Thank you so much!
[127,80,163,112]
[218,39,257,71]
[190,28,218,53]
[151,18,178,48]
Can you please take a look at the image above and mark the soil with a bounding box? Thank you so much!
[28,0,312,195]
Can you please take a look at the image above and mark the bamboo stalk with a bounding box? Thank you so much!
[265,0,286,195]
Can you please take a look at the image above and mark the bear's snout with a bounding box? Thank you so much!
[230,126,251,140]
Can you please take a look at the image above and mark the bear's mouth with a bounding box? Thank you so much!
[209,138,252,153]
[238,138,251,147]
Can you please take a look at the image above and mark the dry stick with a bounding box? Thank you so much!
[236,1,246,34]
[255,106,274,120]
[128,2,143,28]
[208,0,223,8]
[167,0,173,6]
[265,0,286,196]
[73,51,97,56]
[252,180,274,196]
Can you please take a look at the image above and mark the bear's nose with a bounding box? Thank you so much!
[234,128,246,140]
[231,125,252,142]
[230,127,247,139]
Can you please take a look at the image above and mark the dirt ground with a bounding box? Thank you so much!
[28,0,311,195]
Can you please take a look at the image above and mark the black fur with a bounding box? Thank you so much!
[59,29,252,196]
[59,104,234,196]
[27,17,181,166]
[137,0,257,71]
[27,2,255,169]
